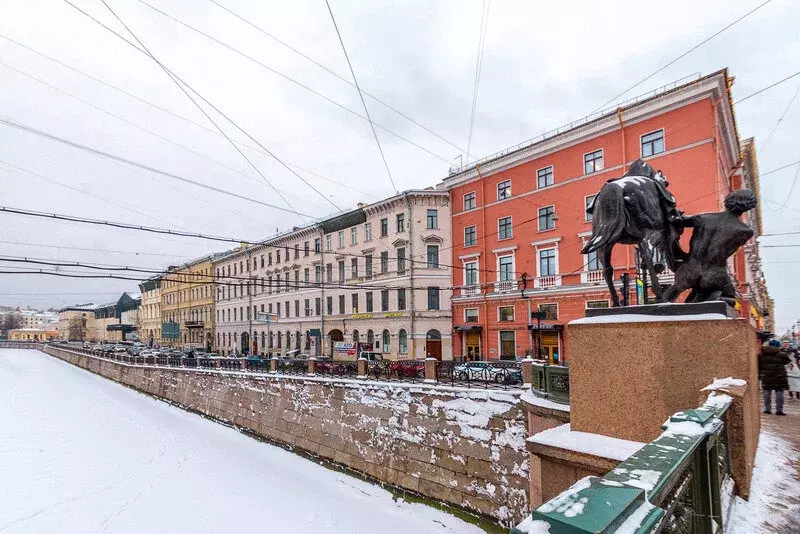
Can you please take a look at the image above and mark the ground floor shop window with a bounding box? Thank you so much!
[499,330,515,360]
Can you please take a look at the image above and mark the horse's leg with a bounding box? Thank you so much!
[602,246,619,307]
[638,242,665,302]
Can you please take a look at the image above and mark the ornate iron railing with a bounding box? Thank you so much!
[435,360,522,390]
[275,358,307,376]
[529,361,570,404]
[315,359,358,378]
[368,359,426,382]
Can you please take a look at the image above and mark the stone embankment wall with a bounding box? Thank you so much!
[43,347,529,524]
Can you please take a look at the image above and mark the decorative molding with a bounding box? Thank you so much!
[530,237,562,248]
[491,244,519,254]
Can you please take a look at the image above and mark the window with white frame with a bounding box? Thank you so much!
[325,235,332,251]
[464,308,478,322]
[498,216,513,239]
[463,191,476,211]
[464,261,478,286]
[426,245,439,268]
[464,225,477,246]
[499,306,515,321]
[584,149,604,174]
[498,255,514,281]
[585,195,595,222]
[337,231,345,249]
[497,180,511,200]
[538,206,555,231]
[426,209,438,229]
[364,223,372,242]
[350,227,358,245]
[537,166,553,189]
[539,303,558,320]
[586,249,603,271]
[539,248,557,276]
[641,129,664,157]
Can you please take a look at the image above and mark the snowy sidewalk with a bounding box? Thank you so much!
[728,394,800,533]
[0,349,488,534]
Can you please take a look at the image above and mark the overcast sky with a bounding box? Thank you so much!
[0,0,798,332]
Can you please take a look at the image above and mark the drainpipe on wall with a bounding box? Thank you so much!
[404,193,417,358]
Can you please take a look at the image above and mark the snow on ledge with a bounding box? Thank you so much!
[527,424,644,461]
[569,313,730,325]
[702,377,747,391]
[520,387,570,412]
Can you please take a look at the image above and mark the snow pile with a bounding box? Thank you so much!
[514,516,552,534]
[538,477,592,515]
[570,313,729,325]
[528,424,644,461]
[520,388,570,412]
[612,468,661,492]
[727,431,800,533]
[0,349,485,534]
[701,377,747,391]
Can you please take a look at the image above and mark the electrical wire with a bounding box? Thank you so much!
[324,0,397,193]
[760,83,800,152]
[0,239,188,258]
[466,0,490,162]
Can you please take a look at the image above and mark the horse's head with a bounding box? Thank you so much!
[624,159,655,178]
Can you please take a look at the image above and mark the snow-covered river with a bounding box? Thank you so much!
[0,349,485,533]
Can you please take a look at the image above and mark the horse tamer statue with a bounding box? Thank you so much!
[582,159,757,307]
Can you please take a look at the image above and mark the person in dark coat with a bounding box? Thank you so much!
[758,339,791,415]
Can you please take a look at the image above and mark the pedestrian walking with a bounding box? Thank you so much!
[758,339,791,415]
[787,356,800,400]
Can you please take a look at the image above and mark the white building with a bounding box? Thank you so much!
[213,190,452,360]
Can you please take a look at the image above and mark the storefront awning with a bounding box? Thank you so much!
[308,328,322,337]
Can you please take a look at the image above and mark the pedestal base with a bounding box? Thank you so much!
[567,312,759,442]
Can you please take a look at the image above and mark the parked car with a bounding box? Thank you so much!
[359,351,382,363]
[390,360,425,378]
[452,362,507,382]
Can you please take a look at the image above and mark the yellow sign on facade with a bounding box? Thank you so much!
[351,313,374,319]
[383,312,404,318]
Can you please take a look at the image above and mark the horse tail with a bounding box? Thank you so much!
[581,185,627,254]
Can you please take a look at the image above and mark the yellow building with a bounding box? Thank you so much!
[160,254,219,350]
[138,277,162,346]
[9,328,59,341]
[57,304,96,340]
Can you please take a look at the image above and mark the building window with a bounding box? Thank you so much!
[337,231,345,249]
[396,213,405,233]
[350,227,358,246]
[294,244,299,259]
[338,261,345,283]
[304,241,310,256]
[326,296,333,315]
[365,255,373,279]
[498,216,513,239]
[539,248,557,276]
[366,292,374,313]
[351,257,358,278]
[314,239,321,253]
[586,249,603,271]
[538,206,555,231]
[426,209,438,229]
[498,255,514,282]
[464,261,478,286]
[427,287,440,310]
[381,290,389,312]
[398,329,408,354]
[585,195,595,222]
[586,300,610,309]
[326,263,333,283]
[584,149,604,174]
[497,180,511,200]
[397,247,406,274]
[315,298,320,316]
[464,225,476,246]
[463,191,476,211]
[351,293,359,313]
[464,308,478,322]
[380,218,388,237]
[304,268,310,283]
[499,331,515,360]
[397,289,406,310]
[382,329,391,353]
[499,306,515,321]
[539,303,558,320]
[364,223,372,242]
[426,245,439,268]
[315,265,322,284]
[379,251,389,274]
[325,235,332,251]
[295,300,301,317]
[641,129,664,157]
[338,295,345,314]
[304,299,310,316]
[537,166,553,189]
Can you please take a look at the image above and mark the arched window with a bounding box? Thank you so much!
[382,329,391,352]
[295,330,301,350]
[260,331,265,351]
[398,329,408,354]
[353,329,360,342]
[269,332,274,349]
[367,329,374,346]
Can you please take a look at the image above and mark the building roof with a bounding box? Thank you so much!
[58,303,98,313]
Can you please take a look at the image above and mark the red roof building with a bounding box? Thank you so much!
[439,69,769,364]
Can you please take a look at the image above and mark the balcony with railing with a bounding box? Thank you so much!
[580,269,604,284]
[494,280,519,293]
[460,284,481,297]
[533,275,562,288]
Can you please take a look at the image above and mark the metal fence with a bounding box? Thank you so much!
[275,358,308,376]
[368,359,426,382]
[315,359,359,378]
[530,361,570,404]
[435,360,523,390]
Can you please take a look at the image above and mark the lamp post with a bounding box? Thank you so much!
[530,310,546,361]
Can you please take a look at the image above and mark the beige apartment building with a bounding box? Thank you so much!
[160,255,219,350]
[213,190,452,360]
[57,304,96,340]
[138,277,161,346]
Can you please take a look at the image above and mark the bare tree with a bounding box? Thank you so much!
[67,315,86,341]
[0,313,22,337]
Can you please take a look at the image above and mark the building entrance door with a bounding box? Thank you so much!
[465,332,480,361]
[425,329,442,360]
[541,332,559,364]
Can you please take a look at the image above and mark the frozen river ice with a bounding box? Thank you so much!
[0,349,485,533]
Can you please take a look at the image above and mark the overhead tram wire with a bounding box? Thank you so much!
[324,0,397,193]
[588,0,775,113]
[0,116,314,218]
[205,0,473,159]
[0,60,331,214]
[0,33,378,200]
[0,239,190,258]
[760,83,800,152]
[65,1,339,215]
[94,0,310,221]
[466,0,491,163]
[132,0,456,167]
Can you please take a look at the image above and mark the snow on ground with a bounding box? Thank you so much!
[727,430,800,533]
[0,349,485,534]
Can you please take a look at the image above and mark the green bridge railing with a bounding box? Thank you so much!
[530,361,570,404]
[513,393,733,533]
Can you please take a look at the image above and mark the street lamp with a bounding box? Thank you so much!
[530,311,547,361]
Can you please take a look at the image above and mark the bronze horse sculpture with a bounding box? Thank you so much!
[582,160,684,307]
